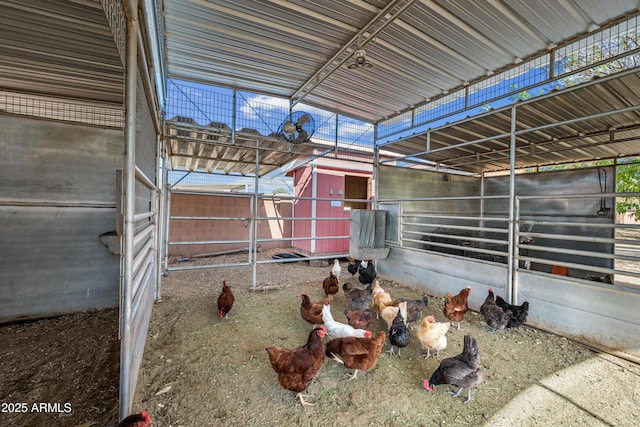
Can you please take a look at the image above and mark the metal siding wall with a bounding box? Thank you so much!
[517,271,640,361]
[0,114,121,322]
[485,167,615,273]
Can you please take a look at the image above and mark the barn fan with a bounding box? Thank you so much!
[276,112,315,143]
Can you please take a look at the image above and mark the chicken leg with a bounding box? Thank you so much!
[296,392,314,406]
[449,387,473,403]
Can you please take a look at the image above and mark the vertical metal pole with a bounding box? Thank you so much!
[252,142,259,287]
[311,162,317,254]
[120,0,138,419]
[373,144,379,210]
[155,133,165,300]
[513,197,521,305]
[506,105,517,304]
[163,187,171,276]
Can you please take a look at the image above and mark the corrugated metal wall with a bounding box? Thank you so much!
[0,114,121,322]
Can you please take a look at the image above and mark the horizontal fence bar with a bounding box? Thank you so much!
[402,237,508,258]
[518,220,640,230]
[521,232,640,246]
[402,221,509,234]
[256,235,349,243]
[167,261,251,272]
[134,210,157,222]
[169,239,250,245]
[523,244,639,263]
[381,195,510,202]
[404,230,507,247]
[170,215,251,221]
[403,213,509,222]
[517,255,640,279]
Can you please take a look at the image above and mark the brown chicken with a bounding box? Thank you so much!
[300,293,333,325]
[325,330,387,380]
[443,286,471,330]
[117,410,152,427]
[266,326,327,406]
[217,280,235,319]
[344,308,373,330]
[322,271,339,296]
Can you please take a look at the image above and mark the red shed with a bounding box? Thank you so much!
[287,157,373,255]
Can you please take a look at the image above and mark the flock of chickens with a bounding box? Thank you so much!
[215,257,529,408]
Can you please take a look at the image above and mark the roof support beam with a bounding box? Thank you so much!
[291,0,417,107]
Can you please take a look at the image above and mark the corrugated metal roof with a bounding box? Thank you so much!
[0,0,123,104]
[380,69,640,174]
[163,0,640,124]
[1,0,639,176]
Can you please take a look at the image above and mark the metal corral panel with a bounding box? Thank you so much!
[517,271,640,361]
[0,206,119,322]
[377,247,508,311]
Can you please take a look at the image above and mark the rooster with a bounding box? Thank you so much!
[266,326,327,406]
[480,288,511,331]
[423,334,483,403]
[416,315,450,358]
[495,295,529,329]
[344,308,373,330]
[322,271,339,296]
[388,301,410,357]
[217,280,235,319]
[322,304,371,339]
[325,331,386,380]
[443,286,471,330]
[343,282,373,311]
[117,410,152,427]
[300,293,333,325]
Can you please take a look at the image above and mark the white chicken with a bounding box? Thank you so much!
[322,304,371,339]
[331,259,341,280]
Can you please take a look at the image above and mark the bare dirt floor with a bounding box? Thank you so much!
[1,249,639,427]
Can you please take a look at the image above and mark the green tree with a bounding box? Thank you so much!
[616,160,640,220]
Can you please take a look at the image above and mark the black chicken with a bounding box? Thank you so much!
[423,334,482,403]
[480,288,511,331]
[358,260,377,285]
[388,302,410,357]
[495,295,529,328]
[346,257,361,277]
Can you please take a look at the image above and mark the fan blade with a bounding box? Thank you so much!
[296,113,311,127]
[295,129,309,143]
[282,121,296,135]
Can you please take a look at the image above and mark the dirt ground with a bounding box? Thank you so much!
[1,249,638,427]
